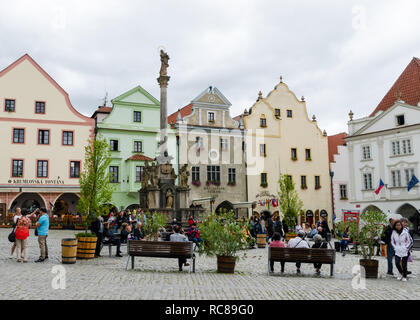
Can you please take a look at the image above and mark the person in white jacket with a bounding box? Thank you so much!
[391,220,411,281]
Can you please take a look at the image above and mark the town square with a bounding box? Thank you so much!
[0,1,420,306]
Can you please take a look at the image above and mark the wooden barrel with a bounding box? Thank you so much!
[76,236,97,259]
[257,234,266,248]
[217,255,236,273]
[62,238,77,264]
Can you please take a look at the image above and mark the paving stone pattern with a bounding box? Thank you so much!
[1,230,419,300]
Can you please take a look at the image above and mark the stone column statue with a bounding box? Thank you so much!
[165,189,174,208]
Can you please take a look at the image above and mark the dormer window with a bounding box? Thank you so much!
[275,109,281,118]
[396,115,405,126]
[287,110,293,118]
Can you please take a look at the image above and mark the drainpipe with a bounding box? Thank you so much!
[176,134,180,185]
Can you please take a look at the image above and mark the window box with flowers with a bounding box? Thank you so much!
[260,182,268,188]
[301,186,308,190]
[192,180,201,187]
[315,186,322,190]
[227,181,236,186]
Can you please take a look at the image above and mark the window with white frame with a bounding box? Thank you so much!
[405,168,415,186]
[192,166,200,182]
[207,165,220,182]
[340,184,348,199]
[135,166,143,182]
[228,168,236,184]
[362,146,371,160]
[363,173,373,190]
[391,170,402,187]
[134,141,142,153]
[401,139,412,154]
[220,138,228,150]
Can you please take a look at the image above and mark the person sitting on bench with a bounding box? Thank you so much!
[312,234,328,274]
[187,223,203,248]
[120,223,132,244]
[287,230,309,274]
[170,225,190,271]
[269,232,286,272]
[134,222,146,240]
[102,222,122,257]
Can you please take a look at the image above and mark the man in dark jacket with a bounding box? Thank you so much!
[381,218,395,275]
[102,222,122,257]
[90,216,104,258]
[274,217,284,238]
[266,215,274,240]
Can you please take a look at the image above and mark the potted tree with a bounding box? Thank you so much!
[199,211,249,273]
[75,135,115,259]
[278,174,303,241]
[349,208,387,279]
[143,211,168,241]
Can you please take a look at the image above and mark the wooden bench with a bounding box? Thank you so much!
[268,247,336,276]
[101,242,128,257]
[125,240,196,273]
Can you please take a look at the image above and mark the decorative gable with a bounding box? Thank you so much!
[112,86,160,107]
[191,86,231,107]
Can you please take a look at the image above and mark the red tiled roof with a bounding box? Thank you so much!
[233,114,242,122]
[168,104,193,125]
[328,132,347,163]
[370,57,420,117]
[96,106,112,113]
[126,154,154,162]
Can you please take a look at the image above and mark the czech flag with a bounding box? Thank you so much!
[375,179,385,195]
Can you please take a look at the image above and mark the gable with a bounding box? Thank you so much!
[355,103,420,135]
[112,86,160,107]
[0,54,93,124]
[192,87,231,107]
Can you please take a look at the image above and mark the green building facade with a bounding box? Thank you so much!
[91,86,177,211]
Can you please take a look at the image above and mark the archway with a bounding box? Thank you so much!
[362,205,383,214]
[53,193,80,216]
[10,193,46,213]
[397,203,419,235]
[215,200,234,214]
[101,203,118,216]
[260,210,272,220]
[126,204,141,212]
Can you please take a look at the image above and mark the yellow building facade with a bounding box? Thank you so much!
[0,54,94,216]
[243,79,332,227]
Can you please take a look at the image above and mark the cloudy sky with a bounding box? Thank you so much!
[1,0,419,135]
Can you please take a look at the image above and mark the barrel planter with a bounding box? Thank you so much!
[380,244,387,257]
[257,234,266,248]
[359,259,379,279]
[217,255,236,274]
[76,236,97,259]
[62,238,77,264]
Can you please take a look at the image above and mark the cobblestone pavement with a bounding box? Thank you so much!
[1,229,419,300]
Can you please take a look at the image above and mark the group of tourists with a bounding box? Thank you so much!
[171,216,203,248]
[382,217,414,282]
[9,207,49,263]
[249,214,331,243]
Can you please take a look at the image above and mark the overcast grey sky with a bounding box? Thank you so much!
[1,0,420,135]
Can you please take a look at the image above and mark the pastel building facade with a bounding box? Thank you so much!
[168,87,249,217]
[92,86,177,211]
[0,54,94,217]
[242,80,333,227]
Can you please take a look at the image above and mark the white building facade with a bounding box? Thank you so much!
[345,101,420,233]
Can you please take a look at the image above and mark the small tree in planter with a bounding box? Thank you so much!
[278,174,303,241]
[143,211,168,241]
[349,208,387,278]
[199,211,249,273]
[75,135,114,259]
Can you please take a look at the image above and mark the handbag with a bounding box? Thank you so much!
[408,254,413,263]
[8,227,16,243]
